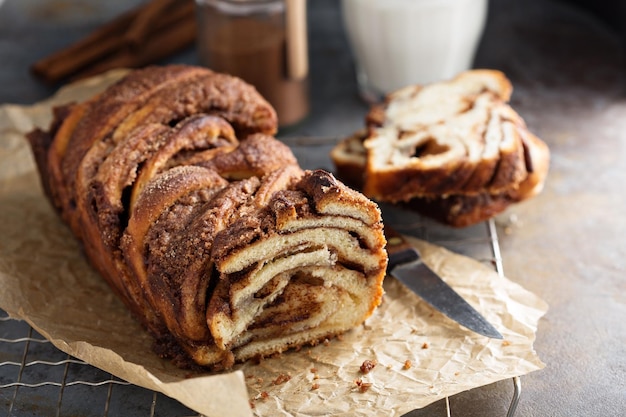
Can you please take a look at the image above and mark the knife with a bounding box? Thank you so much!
[385,227,503,339]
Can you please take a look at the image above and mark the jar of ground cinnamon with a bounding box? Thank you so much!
[195,0,309,128]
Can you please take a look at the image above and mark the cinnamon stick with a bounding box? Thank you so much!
[71,13,196,82]
[125,0,178,47]
[30,6,139,83]
[31,0,196,84]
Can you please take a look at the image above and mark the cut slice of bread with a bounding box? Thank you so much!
[331,70,550,227]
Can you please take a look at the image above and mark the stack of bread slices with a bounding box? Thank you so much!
[331,70,550,227]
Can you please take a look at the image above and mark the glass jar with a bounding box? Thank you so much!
[195,0,309,128]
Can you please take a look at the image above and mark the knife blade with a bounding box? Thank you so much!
[385,227,503,339]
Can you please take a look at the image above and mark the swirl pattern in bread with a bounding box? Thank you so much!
[27,65,387,369]
[331,70,550,227]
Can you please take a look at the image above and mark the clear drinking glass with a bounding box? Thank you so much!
[341,0,488,103]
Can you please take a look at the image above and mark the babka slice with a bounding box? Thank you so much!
[331,70,550,227]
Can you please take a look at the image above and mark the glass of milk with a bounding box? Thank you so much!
[341,0,488,103]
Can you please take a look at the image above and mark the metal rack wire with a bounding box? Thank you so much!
[1,138,522,417]
[0,313,194,416]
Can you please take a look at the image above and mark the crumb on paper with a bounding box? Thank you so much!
[502,340,511,347]
[251,391,269,405]
[272,373,291,385]
[310,367,317,373]
[323,338,330,346]
[354,378,373,393]
[311,383,320,390]
[421,342,429,349]
[403,360,412,370]
[360,359,377,374]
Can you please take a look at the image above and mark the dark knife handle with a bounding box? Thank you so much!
[385,226,420,270]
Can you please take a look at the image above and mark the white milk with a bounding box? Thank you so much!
[341,0,488,102]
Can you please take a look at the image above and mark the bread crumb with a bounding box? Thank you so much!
[360,359,377,374]
[354,378,373,393]
[323,338,330,346]
[310,367,318,373]
[403,360,412,370]
[249,401,255,409]
[272,373,291,385]
[421,342,429,349]
[502,340,511,347]
[311,383,320,390]
[360,383,372,393]
[260,391,269,400]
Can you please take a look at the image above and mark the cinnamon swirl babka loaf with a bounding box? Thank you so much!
[28,65,387,369]
[331,70,550,227]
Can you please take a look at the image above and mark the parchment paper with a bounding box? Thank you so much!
[0,72,547,417]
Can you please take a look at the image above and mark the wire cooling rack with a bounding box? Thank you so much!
[0,137,521,417]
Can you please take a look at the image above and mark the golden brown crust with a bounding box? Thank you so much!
[129,114,237,209]
[197,133,298,180]
[62,66,208,235]
[28,65,387,370]
[50,65,276,237]
[123,166,230,343]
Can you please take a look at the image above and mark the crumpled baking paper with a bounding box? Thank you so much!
[0,71,547,417]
